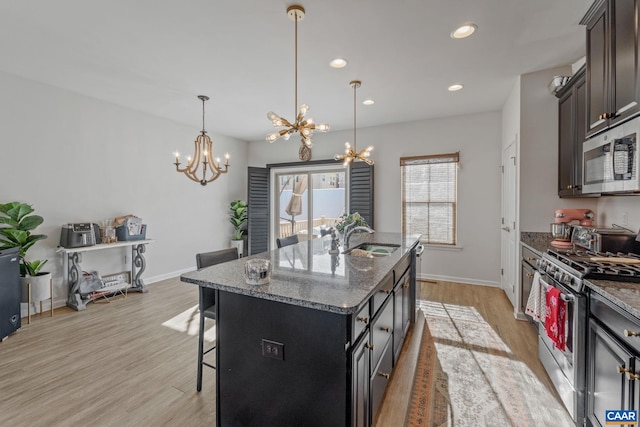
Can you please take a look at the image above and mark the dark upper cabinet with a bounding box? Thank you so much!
[557,66,587,197]
[583,0,640,138]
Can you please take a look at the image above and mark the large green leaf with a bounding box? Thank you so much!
[0,228,28,245]
[5,203,34,222]
[0,217,19,227]
[19,215,44,231]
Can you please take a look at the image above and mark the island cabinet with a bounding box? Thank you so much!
[582,0,640,138]
[181,232,421,427]
[587,291,640,426]
[557,66,587,197]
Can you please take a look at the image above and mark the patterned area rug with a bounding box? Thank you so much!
[405,315,452,427]
[405,301,574,427]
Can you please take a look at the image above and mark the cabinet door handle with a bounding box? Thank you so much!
[380,289,391,295]
[624,329,640,337]
[526,257,536,261]
[365,343,374,351]
[357,316,369,324]
[620,366,640,380]
[378,372,390,379]
[402,283,409,289]
[526,273,534,279]
[567,184,573,189]
[380,326,390,333]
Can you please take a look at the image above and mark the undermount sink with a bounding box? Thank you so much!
[343,243,400,257]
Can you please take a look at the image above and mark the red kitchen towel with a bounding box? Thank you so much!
[545,285,566,351]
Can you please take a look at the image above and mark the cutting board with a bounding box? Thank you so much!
[590,257,640,264]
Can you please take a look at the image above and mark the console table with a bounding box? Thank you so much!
[57,240,153,311]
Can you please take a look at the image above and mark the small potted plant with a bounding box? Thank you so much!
[229,199,248,257]
[0,202,51,311]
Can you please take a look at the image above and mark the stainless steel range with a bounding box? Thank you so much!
[536,248,640,425]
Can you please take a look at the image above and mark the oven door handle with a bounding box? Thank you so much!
[540,279,575,303]
[560,293,575,303]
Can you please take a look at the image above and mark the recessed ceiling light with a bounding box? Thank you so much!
[451,23,477,39]
[329,58,348,68]
[448,84,464,91]
[363,99,375,106]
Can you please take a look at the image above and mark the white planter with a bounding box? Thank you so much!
[230,239,244,257]
[21,272,52,303]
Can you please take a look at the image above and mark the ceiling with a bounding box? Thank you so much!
[0,0,592,142]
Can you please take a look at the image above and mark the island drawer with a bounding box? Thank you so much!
[591,292,640,354]
[370,338,393,420]
[394,253,411,284]
[372,272,394,316]
[371,296,393,370]
[352,302,370,343]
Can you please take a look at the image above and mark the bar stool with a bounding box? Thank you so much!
[195,247,238,392]
[276,234,299,248]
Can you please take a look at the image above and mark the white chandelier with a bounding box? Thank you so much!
[174,95,229,186]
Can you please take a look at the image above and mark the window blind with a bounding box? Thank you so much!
[401,152,459,245]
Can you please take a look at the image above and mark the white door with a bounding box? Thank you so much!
[501,140,518,314]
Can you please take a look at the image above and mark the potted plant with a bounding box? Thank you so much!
[0,202,52,311]
[229,199,248,257]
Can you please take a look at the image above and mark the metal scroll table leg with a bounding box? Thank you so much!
[130,244,148,293]
[66,252,88,311]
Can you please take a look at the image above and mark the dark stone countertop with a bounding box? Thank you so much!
[520,232,640,320]
[181,232,421,314]
[520,232,555,255]
[586,279,640,319]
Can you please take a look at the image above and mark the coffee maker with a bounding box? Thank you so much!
[550,209,594,248]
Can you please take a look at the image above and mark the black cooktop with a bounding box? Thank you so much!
[548,249,640,283]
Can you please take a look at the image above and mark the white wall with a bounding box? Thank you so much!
[0,71,249,313]
[596,196,640,231]
[249,111,503,287]
[519,66,597,232]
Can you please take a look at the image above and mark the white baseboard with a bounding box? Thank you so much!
[20,268,194,318]
[145,267,194,284]
[418,273,500,288]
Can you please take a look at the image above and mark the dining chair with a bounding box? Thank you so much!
[195,247,238,392]
[276,234,299,248]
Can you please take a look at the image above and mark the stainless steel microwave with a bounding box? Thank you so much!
[583,117,639,194]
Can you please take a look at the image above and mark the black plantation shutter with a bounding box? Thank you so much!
[349,162,374,228]
[248,167,269,255]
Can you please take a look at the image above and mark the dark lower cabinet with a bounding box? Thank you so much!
[351,331,371,427]
[393,269,411,362]
[370,338,393,419]
[587,291,640,426]
[587,319,636,426]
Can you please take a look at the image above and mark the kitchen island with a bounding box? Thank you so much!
[181,232,421,427]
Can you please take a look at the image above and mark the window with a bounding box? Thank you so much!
[270,164,346,248]
[401,152,459,245]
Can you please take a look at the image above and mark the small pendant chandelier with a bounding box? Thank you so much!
[334,80,374,167]
[174,95,229,186]
[266,5,330,161]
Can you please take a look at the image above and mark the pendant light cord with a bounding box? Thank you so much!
[294,12,298,118]
[353,83,357,151]
[201,97,206,133]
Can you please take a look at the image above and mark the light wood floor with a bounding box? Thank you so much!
[0,278,560,426]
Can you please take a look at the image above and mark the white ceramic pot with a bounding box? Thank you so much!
[20,272,52,303]
[230,239,244,257]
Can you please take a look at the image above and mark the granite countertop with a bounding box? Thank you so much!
[586,279,640,319]
[520,231,555,255]
[181,232,421,315]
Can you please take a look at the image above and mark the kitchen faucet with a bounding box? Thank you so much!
[344,223,375,248]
